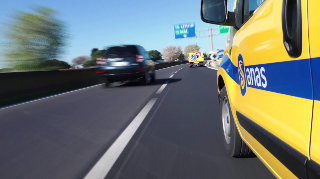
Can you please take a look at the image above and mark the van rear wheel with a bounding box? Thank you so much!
[220,86,254,157]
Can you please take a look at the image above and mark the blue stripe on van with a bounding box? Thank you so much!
[311,57,320,101]
[220,55,239,84]
[219,55,313,100]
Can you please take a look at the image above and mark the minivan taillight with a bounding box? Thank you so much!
[96,57,107,65]
[136,55,144,62]
[96,70,106,74]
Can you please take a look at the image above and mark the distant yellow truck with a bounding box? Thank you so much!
[188,52,204,68]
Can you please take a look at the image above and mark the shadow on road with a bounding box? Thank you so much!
[114,78,182,88]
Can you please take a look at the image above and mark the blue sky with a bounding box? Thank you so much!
[0,0,235,66]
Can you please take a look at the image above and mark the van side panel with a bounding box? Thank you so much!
[228,0,312,178]
[308,0,320,168]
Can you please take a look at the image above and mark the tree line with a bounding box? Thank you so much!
[1,6,206,72]
[83,44,202,68]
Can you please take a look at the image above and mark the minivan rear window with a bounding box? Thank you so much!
[105,46,138,58]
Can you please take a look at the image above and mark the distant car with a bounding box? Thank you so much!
[216,50,224,59]
[75,64,84,69]
[211,50,224,66]
[95,45,156,87]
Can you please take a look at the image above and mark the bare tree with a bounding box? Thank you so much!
[184,44,200,59]
[162,46,182,61]
[72,56,90,67]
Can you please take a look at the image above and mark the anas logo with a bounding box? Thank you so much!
[238,54,268,96]
[238,55,247,96]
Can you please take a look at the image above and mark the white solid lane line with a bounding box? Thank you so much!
[155,80,170,94]
[84,98,157,179]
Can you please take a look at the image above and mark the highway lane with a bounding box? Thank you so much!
[106,66,274,179]
[0,64,186,179]
[0,64,274,179]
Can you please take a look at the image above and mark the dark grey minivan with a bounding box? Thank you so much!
[96,45,156,87]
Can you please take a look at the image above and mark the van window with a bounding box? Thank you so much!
[105,46,138,58]
[243,0,265,22]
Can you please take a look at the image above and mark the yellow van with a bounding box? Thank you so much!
[189,52,205,67]
[201,0,320,178]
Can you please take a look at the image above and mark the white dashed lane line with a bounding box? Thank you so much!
[84,98,157,179]
[85,64,187,178]
[155,66,186,94]
[155,80,170,94]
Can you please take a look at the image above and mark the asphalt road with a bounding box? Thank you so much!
[0,64,274,179]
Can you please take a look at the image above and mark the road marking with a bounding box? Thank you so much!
[155,64,187,71]
[114,80,175,179]
[169,74,174,78]
[84,98,157,179]
[155,80,170,94]
[207,66,218,70]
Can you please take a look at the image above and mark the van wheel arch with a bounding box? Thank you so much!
[218,75,225,92]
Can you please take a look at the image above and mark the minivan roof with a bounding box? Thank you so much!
[106,44,140,48]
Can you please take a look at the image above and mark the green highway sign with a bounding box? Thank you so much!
[219,25,229,34]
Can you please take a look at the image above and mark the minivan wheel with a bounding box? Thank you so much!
[104,78,110,88]
[141,72,150,85]
[220,86,254,157]
[151,71,156,82]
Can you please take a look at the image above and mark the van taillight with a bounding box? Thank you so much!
[96,57,107,65]
[136,55,144,62]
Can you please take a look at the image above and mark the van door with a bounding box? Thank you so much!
[231,0,312,178]
[307,0,320,177]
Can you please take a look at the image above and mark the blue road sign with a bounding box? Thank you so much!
[174,22,196,39]
[191,55,197,61]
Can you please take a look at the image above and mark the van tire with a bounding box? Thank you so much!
[220,86,254,157]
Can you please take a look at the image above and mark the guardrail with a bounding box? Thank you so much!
[0,61,187,102]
